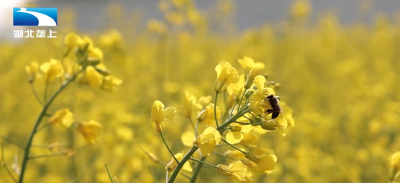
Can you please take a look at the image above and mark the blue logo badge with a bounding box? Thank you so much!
[13,8,57,26]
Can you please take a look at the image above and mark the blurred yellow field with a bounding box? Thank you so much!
[1,0,400,183]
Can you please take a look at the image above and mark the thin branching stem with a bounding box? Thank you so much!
[195,120,200,138]
[1,142,18,183]
[1,136,25,149]
[19,70,83,183]
[159,132,179,163]
[237,89,247,110]
[189,156,207,183]
[221,139,246,154]
[214,92,219,127]
[189,157,217,169]
[44,82,48,103]
[168,106,250,183]
[105,164,114,183]
[29,83,44,106]
[187,117,195,131]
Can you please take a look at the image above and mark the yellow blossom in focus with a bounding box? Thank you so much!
[76,120,102,144]
[214,61,239,93]
[198,103,220,126]
[226,118,254,144]
[49,108,74,128]
[102,75,123,91]
[165,152,192,172]
[238,56,265,70]
[151,100,177,132]
[216,161,247,181]
[25,61,40,83]
[194,127,221,156]
[40,59,64,83]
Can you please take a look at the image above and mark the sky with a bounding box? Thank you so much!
[1,0,400,38]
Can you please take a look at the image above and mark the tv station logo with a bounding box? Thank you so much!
[13,7,58,38]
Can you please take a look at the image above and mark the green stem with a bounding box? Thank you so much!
[18,72,81,183]
[168,106,250,183]
[105,164,114,183]
[195,120,199,138]
[44,82,48,103]
[29,83,44,106]
[168,146,198,183]
[189,156,206,183]
[159,132,179,163]
[214,92,219,127]
[187,117,195,131]
[237,89,247,110]
[190,157,217,169]
[221,139,246,154]
[1,142,18,183]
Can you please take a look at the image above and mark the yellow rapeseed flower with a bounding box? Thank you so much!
[194,127,221,156]
[76,120,102,144]
[82,66,103,88]
[25,61,40,83]
[88,47,104,61]
[48,108,74,128]
[40,59,64,83]
[216,161,247,181]
[102,75,123,91]
[64,32,83,50]
[165,152,192,172]
[151,100,177,132]
[214,61,239,93]
[238,56,265,70]
[197,103,220,126]
[182,91,196,118]
[226,119,254,144]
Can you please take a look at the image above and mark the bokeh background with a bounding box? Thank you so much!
[1,0,400,182]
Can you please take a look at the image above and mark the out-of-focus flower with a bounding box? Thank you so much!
[81,66,103,88]
[151,100,177,132]
[194,127,221,156]
[25,61,40,83]
[238,56,265,70]
[147,19,167,34]
[181,130,196,146]
[76,120,102,144]
[290,0,312,20]
[166,152,192,172]
[49,108,74,128]
[40,59,64,83]
[88,47,104,61]
[216,161,247,181]
[102,75,123,91]
[214,61,239,93]
[64,32,83,50]
[182,91,196,118]
[197,103,220,126]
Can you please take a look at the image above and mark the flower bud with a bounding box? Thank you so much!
[244,68,258,89]
[245,152,260,164]
[244,90,254,99]
[196,109,208,123]
[261,121,278,130]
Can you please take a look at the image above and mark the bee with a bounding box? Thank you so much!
[264,95,281,119]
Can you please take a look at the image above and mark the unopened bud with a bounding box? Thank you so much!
[245,152,260,164]
[244,90,254,99]
[214,78,227,93]
[244,68,258,89]
[261,121,278,130]
[274,83,281,90]
[196,109,208,123]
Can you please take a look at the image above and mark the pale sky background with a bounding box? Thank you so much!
[1,0,400,39]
